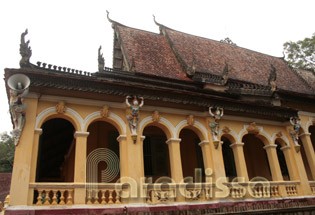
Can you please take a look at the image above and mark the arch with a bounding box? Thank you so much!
[221,135,237,181]
[36,118,76,182]
[36,107,83,131]
[242,133,272,180]
[139,116,174,139]
[142,125,170,182]
[219,128,238,144]
[179,128,205,182]
[274,138,290,181]
[271,133,290,146]
[175,120,208,141]
[238,124,272,146]
[83,111,126,134]
[306,117,315,130]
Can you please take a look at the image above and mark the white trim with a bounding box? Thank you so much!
[298,111,315,117]
[139,116,176,138]
[175,120,208,140]
[237,124,273,144]
[34,128,43,135]
[83,111,126,134]
[37,95,292,126]
[306,117,314,130]
[263,144,277,150]
[219,128,238,142]
[230,142,244,148]
[74,131,90,138]
[117,135,127,142]
[198,141,209,147]
[280,146,291,151]
[166,138,181,144]
[35,107,84,131]
[271,132,290,146]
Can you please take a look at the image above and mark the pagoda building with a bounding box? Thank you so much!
[1,14,315,214]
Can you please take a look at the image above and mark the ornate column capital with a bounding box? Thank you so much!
[166,138,181,144]
[198,140,209,147]
[34,128,43,135]
[280,145,291,151]
[229,142,244,148]
[116,134,127,142]
[74,131,89,138]
[299,133,311,137]
[263,144,278,150]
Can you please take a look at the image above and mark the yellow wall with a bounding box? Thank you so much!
[7,95,315,206]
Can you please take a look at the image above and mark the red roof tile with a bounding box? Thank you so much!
[117,26,190,81]
[165,28,312,94]
[115,24,313,95]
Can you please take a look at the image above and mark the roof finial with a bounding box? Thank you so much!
[19,29,32,68]
[269,64,277,92]
[130,57,136,72]
[98,46,105,72]
[106,10,113,23]
[153,15,161,26]
[222,63,229,85]
[187,56,196,77]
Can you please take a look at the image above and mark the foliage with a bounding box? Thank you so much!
[0,132,15,172]
[283,33,315,71]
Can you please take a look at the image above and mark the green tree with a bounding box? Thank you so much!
[0,132,15,172]
[283,33,315,71]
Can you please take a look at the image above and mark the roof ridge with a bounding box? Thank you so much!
[161,26,284,60]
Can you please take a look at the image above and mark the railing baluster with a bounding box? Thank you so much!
[36,190,43,205]
[59,190,65,205]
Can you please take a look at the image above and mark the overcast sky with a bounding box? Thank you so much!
[0,0,314,134]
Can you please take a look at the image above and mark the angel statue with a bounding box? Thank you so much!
[289,117,301,146]
[9,84,29,145]
[209,106,224,142]
[125,96,144,141]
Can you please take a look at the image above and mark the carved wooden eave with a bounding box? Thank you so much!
[107,11,132,72]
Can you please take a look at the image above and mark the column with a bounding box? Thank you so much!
[9,98,38,206]
[300,133,315,180]
[166,138,184,183]
[117,135,128,178]
[280,146,299,181]
[27,128,42,205]
[166,138,184,202]
[230,142,249,182]
[73,131,89,204]
[199,141,214,182]
[264,144,287,197]
[264,144,283,181]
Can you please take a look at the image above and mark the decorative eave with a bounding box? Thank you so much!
[4,66,299,122]
[107,11,132,72]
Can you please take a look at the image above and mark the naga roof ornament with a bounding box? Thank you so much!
[98,46,105,72]
[19,29,32,68]
[220,37,237,46]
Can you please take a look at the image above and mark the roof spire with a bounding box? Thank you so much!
[98,46,105,72]
[106,10,113,24]
[269,64,277,92]
[153,15,161,26]
[106,10,124,28]
[222,63,229,85]
[19,29,32,68]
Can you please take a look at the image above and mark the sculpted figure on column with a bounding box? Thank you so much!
[9,83,29,145]
[209,106,224,142]
[125,96,144,141]
[289,117,301,147]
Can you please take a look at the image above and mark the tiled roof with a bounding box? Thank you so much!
[294,69,315,91]
[115,23,313,95]
[164,28,312,94]
[116,26,189,81]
